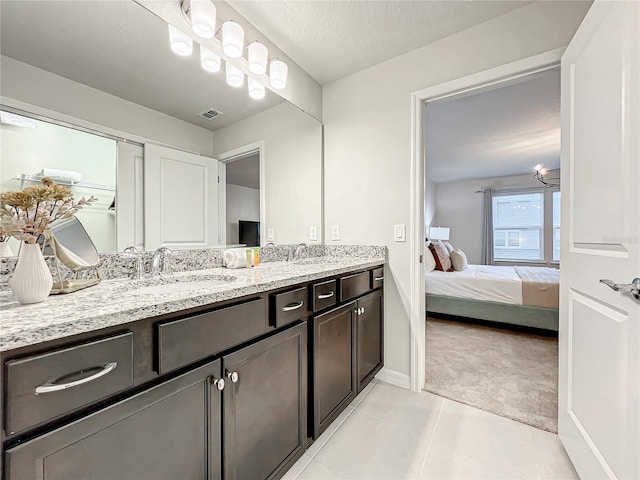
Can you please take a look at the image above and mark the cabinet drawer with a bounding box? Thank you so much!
[339,271,370,302]
[157,298,267,374]
[311,279,337,312]
[371,267,384,290]
[5,332,134,436]
[272,287,308,328]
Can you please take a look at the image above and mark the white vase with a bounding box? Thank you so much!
[9,243,53,304]
[0,242,14,257]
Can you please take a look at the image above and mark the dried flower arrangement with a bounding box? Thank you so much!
[0,177,97,244]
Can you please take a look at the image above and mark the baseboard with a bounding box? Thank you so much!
[375,368,411,390]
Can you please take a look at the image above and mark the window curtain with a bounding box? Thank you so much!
[481,188,493,265]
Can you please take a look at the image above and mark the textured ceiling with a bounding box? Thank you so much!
[0,1,284,132]
[229,0,533,84]
[425,69,561,184]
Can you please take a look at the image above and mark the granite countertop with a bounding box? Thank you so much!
[0,256,385,352]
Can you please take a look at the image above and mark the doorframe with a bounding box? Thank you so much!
[217,140,266,246]
[408,48,565,392]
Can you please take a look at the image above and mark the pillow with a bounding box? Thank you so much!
[429,240,452,271]
[425,247,437,272]
[443,241,454,254]
[451,249,468,271]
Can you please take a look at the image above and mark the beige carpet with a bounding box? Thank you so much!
[425,316,558,432]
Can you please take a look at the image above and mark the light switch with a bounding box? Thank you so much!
[267,229,274,241]
[394,224,406,242]
[309,225,318,241]
[331,225,341,241]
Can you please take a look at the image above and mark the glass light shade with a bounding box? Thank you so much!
[248,42,268,75]
[168,25,193,56]
[190,0,216,38]
[200,45,221,73]
[248,77,265,100]
[222,21,244,58]
[269,60,288,89]
[225,62,244,87]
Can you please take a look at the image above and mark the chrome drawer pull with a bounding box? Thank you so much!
[374,276,384,281]
[282,301,304,312]
[317,291,335,300]
[34,362,118,395]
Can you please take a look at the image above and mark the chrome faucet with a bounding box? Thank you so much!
[289,243,308,261]
[123,246,145,280]
[151,247,173,276]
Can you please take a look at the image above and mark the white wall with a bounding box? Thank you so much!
[432,171,558,264]
[0,118,117,252]
[211,102,323,245]
[226,184,260,244]
[323,1,590,378]
[1,56,215,156]
[424,177,436,234]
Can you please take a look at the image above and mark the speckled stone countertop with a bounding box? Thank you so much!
[0,255,385,352]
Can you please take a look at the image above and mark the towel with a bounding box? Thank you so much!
[223,248,249,269]
[40,168,82,182]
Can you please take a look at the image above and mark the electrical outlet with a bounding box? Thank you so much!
[331,225,341,241]
[309,225,318,241]
[267,229,274,242]
[394,224,406,242]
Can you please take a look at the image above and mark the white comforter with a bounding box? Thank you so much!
[425,264,523,305]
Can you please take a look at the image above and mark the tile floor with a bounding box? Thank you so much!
[283,380,578,480]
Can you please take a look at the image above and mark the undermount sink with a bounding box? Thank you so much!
[293,257,342,266]
[113,274,237,296]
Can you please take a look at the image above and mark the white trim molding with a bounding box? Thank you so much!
[375,368,411,390]
[409,48,564,392]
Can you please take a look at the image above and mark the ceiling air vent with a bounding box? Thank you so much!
[199,108,223,120]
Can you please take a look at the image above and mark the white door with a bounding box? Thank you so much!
[144,144,219,250]
[116,141,144,251]
[559,2,639,479]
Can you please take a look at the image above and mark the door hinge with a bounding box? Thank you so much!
[419,254,423,263]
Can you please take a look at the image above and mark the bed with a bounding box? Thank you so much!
[425,264,559,331]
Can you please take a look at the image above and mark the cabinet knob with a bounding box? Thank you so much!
[213,378,225,391]
[227,371,239,383]
[361,306,365,314]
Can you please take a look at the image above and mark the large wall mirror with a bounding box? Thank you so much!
[0,0,322,254]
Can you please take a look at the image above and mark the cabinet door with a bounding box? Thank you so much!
[6,360,223,480]
[312,302,356,438]
[356,290,383,392]
[223,322,307,480]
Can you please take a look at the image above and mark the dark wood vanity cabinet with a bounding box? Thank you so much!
[6,359,223,480]
[2,264,383,480]
[223,322,307,480]
[311,269,384,438]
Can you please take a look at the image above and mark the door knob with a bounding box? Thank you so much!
[599,278,640,300]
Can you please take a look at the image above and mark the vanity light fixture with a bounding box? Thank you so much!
[200,45,221,73]
[533,164,559,187]
[269,60,288,89]
[222,21,245,58]
[225,62,244,87]
[168,24,193,56]
[248,41,268,75]
[248,77,265,100]
[190,0,216,38]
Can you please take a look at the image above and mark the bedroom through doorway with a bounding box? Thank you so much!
[423,67,561,432]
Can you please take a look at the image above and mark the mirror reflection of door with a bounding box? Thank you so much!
[223,152,261,247]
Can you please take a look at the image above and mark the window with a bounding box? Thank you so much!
[553,191,561,262]
[492,193,544,262]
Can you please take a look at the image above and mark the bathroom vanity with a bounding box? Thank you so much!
[0,255,384,479]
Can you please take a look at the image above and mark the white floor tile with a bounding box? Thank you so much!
[281,454,313,480]
[297,458,344,480]
[292,382,576,480]
[313,408,434,479]
[350,378,378,408]
[531,427,579,479]
[419,399,540,480]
